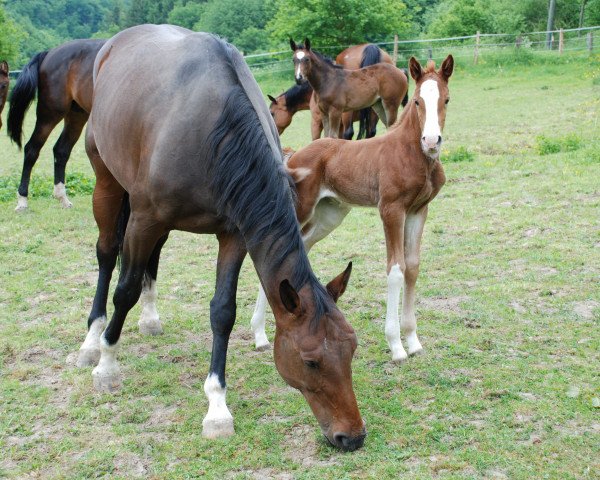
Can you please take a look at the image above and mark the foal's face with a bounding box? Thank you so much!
[272,264,366,451]
[268,94,292,134]
[409,55,454,160]
[0,61,9,129]
[290,38,313,85]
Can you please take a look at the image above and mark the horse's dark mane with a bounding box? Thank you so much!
[311,49,343,69]
[209,40,333,327]
[282,82,312,110]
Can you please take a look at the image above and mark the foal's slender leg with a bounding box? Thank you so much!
[371,101,388,129]
[138,233,169,335]
[15,111,63,211]
[402,207,428,356]
[77,135,124,367]
[342,111,354,140]
[51,109,88,208]
[203,232,247,438]
[327,109,343,139]
[92,214,165,391]
[380,201,408,362]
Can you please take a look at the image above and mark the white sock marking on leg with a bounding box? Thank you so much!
[250,284,269,349]
[202,373,234,438]
[15,194,28,211]
[53,182,72,208]
[385,264,407,361]
[139,280,162,335]
[76,316,106,367]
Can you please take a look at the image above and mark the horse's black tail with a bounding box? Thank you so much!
[116,192,131,268]
[400,67,410,107]
[357,44,382,140]
[7,51,49,148]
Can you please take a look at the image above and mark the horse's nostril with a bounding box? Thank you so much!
[437,135,442,145]
[333,432,349,446]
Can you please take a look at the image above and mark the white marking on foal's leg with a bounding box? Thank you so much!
[76,317,106,367]
[138,279,163,335]
[15,193,28,211]
[202,373,235,438]
[250,284,270,350]
[92,337,122,392]
[53,182,73,208]
[385,264,408,362]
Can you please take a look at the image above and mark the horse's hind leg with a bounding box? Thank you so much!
[77,129,125,367]
[381,99,399,127]
[15,110,63,211]
[341,111,354,139]
[92,213,166,392]
[402,207,428,356]
[203,232,247,438]
[52,108,88,208]
[138,233,169,335]
[371,101,388,129]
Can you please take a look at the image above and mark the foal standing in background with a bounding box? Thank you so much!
[252,56,454,362]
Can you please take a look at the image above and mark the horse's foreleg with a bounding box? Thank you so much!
[51,109,88,208]
[138,233,169,335]
[327,109,342,139]
[341,111,354,139]
[203,232,247,439]
[250,284,270,350]
[371,101,388,128]
[15,113,62,211]
[381,100,399,128]
[380,201,408,362]
[402,207,428,357]
[91,214,165,392]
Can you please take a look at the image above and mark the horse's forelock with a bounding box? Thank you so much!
[425,60,436,74]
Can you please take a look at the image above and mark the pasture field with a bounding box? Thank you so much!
[0,53,599,479]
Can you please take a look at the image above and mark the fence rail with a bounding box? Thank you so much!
[8,25,600,78]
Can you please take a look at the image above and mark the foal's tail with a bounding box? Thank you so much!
[400,67,410,107]
[357,44,383,140]
[7,51,49,148]
[116,192,131,268]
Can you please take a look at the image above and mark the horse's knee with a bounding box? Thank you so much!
[210,298,236,336]
[113,276,143,312]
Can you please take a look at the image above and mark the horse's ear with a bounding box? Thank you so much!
[304,38,311,51]
[290,38,297,51]
[267,94,277,103]
[439,54,454,81]
[0,61,8,74]
[326,262,352,303]
[409,57,422,82]
[280,279,302,315]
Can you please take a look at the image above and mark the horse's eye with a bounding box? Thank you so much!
[415,100,420,106]
[304,360,319,369]
[445,98,450,105]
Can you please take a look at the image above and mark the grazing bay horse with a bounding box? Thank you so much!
[267,81,314,135]
[291,38,407,139]
[7,39,105,211]
[251,55,454,363]
[0,61,8,129]
[79,24,365,450]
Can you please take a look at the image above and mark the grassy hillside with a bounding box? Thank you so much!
[0,53,599,479]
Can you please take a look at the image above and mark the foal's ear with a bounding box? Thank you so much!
[290,38,298,51]
[409,57,422,81]
[280,279,302,315]
[0,61,8,74]
[439,54,454,81]
[326,262,352,303]
[267,94,277,103]
[304,38,311,51]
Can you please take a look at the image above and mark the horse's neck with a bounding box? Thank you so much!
[307,56,333,92]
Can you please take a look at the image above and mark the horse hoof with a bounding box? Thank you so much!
[255,342,271,352]
[92,366,122,392]
[202,417,235,439]
[76,347,101,367]
[60,199,73,208]
[408,347,424,357]
[138,319,163,336]
[391,351,409,363]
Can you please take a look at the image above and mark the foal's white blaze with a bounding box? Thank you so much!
[420,79,441,151]
[202,373,235,438]
[385,263,408,362]
[250,284,270,350]
[295,51,305,80]
[139,279,163,335]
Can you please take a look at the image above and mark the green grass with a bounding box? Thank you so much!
[0,53,599,479]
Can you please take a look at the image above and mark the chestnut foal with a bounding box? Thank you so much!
[252,55,454,362]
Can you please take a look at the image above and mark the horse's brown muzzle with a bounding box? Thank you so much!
[327,428,367,452]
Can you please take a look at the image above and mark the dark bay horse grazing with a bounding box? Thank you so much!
[267,81,314,135]
[80,24,365,450]
[0,61,8,129]
[252,56,454,363]
[291,38,407,139]
[7,39,105,211]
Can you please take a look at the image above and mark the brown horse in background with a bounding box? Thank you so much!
[7,39,105,211]
[80,24,365,450]
[291,38,407,138]
[251,55,454,363]
[0,61,8,129]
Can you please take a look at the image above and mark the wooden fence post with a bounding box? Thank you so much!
[587,31,594,52]
[393,34,398,65]
[428,47,432,60]
[474,30,480,64]
[559,29,564,54]
[515,35,522,48]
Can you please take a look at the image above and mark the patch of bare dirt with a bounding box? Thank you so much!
[555,420,600,437]
[225,468,293,480]
[573,301,599,320]
[113,452,149,478]
[418,296,468,314]
[282,424,340,468]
